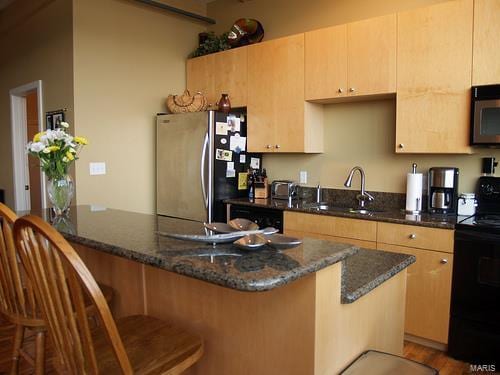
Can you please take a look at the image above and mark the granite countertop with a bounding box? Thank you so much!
[225,198,461,229]
[24,205,414,303]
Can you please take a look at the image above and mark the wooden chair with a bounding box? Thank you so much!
[13,214,204,374]
[0,203,113,374]
[0,203,46,374]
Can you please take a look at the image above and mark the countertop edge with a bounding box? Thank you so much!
[64,232,359,292]
[341,254,416,304]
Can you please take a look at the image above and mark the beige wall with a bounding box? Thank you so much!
[73,0,205,213]
[0,0,74,208]
[207,0,450,39]
[263,99,500,193]
[208,0,500,194]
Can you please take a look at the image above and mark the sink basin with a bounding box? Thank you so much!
[304,203,343,211]
[304,203,385,215]
[348,208,385,215]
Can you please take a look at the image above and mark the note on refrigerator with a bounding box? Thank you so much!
[227,115,241,132]
[229,135,246,153]
[238,172,248,190]
[216,122,228,135]
[250,157,260,169]
[239,154,246,163]
[216,149,232,161]
[226,161,236,178]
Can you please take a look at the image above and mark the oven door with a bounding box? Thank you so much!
[451,229,500,327]
[472,99,500,145]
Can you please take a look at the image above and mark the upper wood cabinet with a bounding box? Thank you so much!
[396,0,473,154]
[472,0,500,85]
[247,34,323,153]
[305,24,348,100]
[305,14,396,101]
[186,47,248,108]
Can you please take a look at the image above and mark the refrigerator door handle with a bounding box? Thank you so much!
[201,132,209,208]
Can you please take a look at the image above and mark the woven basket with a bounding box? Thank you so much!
[166,90,208,113]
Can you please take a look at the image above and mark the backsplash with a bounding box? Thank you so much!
[299,186,410,211]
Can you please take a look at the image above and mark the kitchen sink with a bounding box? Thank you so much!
[304,203,385,215]
[348,208,385,215]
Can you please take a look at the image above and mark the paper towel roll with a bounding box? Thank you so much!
[406,173,423,212]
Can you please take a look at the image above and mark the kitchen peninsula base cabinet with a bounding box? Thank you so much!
[284,211,454,347]
[73,243,406,375]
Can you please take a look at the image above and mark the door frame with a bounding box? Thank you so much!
[10,80,46,211]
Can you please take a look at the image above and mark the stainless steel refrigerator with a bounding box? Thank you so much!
[156,110,261,223]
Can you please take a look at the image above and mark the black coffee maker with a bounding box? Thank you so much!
[428,167,459,214]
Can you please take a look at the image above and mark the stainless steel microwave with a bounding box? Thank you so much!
[471,84,500,145]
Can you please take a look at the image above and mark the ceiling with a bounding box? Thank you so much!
[0,0,15,11]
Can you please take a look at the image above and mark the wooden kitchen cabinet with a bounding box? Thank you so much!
[186,53,215,105]
[305,24,348,101]
[376,243,453,344]
[377,221,454,344]
[284,212,377,249]
[396,0,473,154]
[377,222,454,253]
[247,34,323,153]
[186,47,248,108]
[305,14,396,101]
[472,0,500,85]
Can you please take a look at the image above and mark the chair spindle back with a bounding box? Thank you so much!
[13,215,133,374]
[0,203,40,324]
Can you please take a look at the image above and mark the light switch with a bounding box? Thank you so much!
[299,171,307,184]
[89,162,106,175]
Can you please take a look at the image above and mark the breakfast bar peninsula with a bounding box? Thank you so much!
[35,206,414,375]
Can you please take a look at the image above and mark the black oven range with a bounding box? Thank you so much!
[448,176,500,366]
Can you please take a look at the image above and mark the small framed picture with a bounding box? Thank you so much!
[52,113,63,128]
[46,114,53,130]
[46,110,65,130]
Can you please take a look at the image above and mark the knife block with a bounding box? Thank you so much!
[254,178,269,199]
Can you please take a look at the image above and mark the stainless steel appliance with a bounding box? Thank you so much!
[428,167,459,214]
[156,110,261,223]
[449,176,500,365]
[471,84,500,145]
[271,180,298,200]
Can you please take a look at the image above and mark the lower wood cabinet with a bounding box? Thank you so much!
[284,212,454,345]
[284,211,377,249]
[376,242,453,344]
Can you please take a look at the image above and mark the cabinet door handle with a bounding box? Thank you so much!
[398,143,405,149]
[338,88,343,94]
[275,144,281,149]
[440,259,448,264]
[266,144,272,149]
[349,87,355,92]
[409,234,416,239]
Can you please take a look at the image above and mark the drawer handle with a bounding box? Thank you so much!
[440,259,448,265]
[409,234,416,239]
[266,144,272,149]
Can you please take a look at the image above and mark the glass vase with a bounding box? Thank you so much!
[47,175,74,215]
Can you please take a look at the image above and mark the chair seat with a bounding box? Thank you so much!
[93,315,203,375]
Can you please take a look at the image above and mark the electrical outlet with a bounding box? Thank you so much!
[89,162,106,176]
[299,171,307,184]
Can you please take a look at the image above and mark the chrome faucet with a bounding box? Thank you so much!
[344,167,374,208]
[316,184,322,203]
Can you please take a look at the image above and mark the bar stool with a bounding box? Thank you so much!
[0,203,113,374]
[13,215,203,374]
